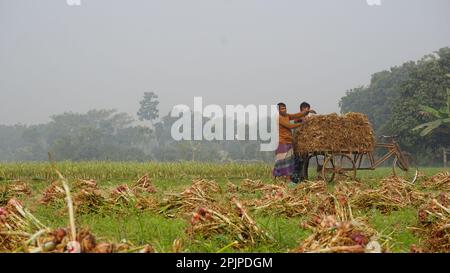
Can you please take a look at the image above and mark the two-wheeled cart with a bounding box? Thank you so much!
[297,135,418,183]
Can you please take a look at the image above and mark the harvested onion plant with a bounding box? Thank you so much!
[40,181,66,205]
[3,164,450,252]
[242,180,361,218]
[294,113,375,154]
[238,179,269,193]
[122,174,158,211]
[300,189,355,229]
[0,199,48,252]
[159,179,221,216]
[419,172,450,192]
[110,184,137,204]
[293,215,383,253]
[73,189,107,215]
[226,181,239,194]
[244,184,310,217]
[1,167,156,253]
[6,181,31,197]
[26,227,154,253]
[294,195,388,253]
[239,180,328,217]
[333,180,366,198]
[41,175,159,214]
[416,193,449,253]
[131,174,156,194]
[159,179,272,246]
[41,179,107,215]
[351,176,426,213]
[109,183,158,212]
[292,180,328,196]
[187,197,273,246]
[71,179,108,214]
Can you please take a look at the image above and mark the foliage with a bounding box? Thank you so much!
[137,92,159,125]
[0,110,153,162]
[413,88,450,136]
[340,47,450,165]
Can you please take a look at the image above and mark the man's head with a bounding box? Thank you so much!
[300,102,311,112]
[277,102,287,116]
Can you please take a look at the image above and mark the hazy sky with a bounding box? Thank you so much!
[1,0,449,125]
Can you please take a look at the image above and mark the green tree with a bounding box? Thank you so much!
[340,47,450,165]
[44,109,152,161]
[137,92,159,126]
[339,63,415,133]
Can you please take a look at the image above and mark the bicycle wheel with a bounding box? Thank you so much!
[393,152,418,183]
[322,153,356,183]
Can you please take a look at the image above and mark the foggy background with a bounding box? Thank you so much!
[1,0,450,125]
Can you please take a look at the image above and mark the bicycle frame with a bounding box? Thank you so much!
[352,141,405,170]
[302,136,414,182]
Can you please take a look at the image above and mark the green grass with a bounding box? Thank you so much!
[0,162,447,253]
[368,208,421,252]
[0,161,272,181]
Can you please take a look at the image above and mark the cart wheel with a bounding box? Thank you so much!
[311,154,327,180]
[393,152,418,183]
[322,154,357,182]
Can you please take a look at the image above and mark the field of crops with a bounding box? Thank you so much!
[0,162,448,253]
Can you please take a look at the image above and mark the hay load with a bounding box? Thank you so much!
[294,113,375,153]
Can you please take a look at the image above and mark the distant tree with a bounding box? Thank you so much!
[386,48,450,164]
[339,63,414,133]
[43,109,152,161]
[137,92,159,126]
[340,47,450,165]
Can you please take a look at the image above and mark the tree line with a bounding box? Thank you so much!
[0,105,273,163]
[1,47,448,164]
[339,47,450,165]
